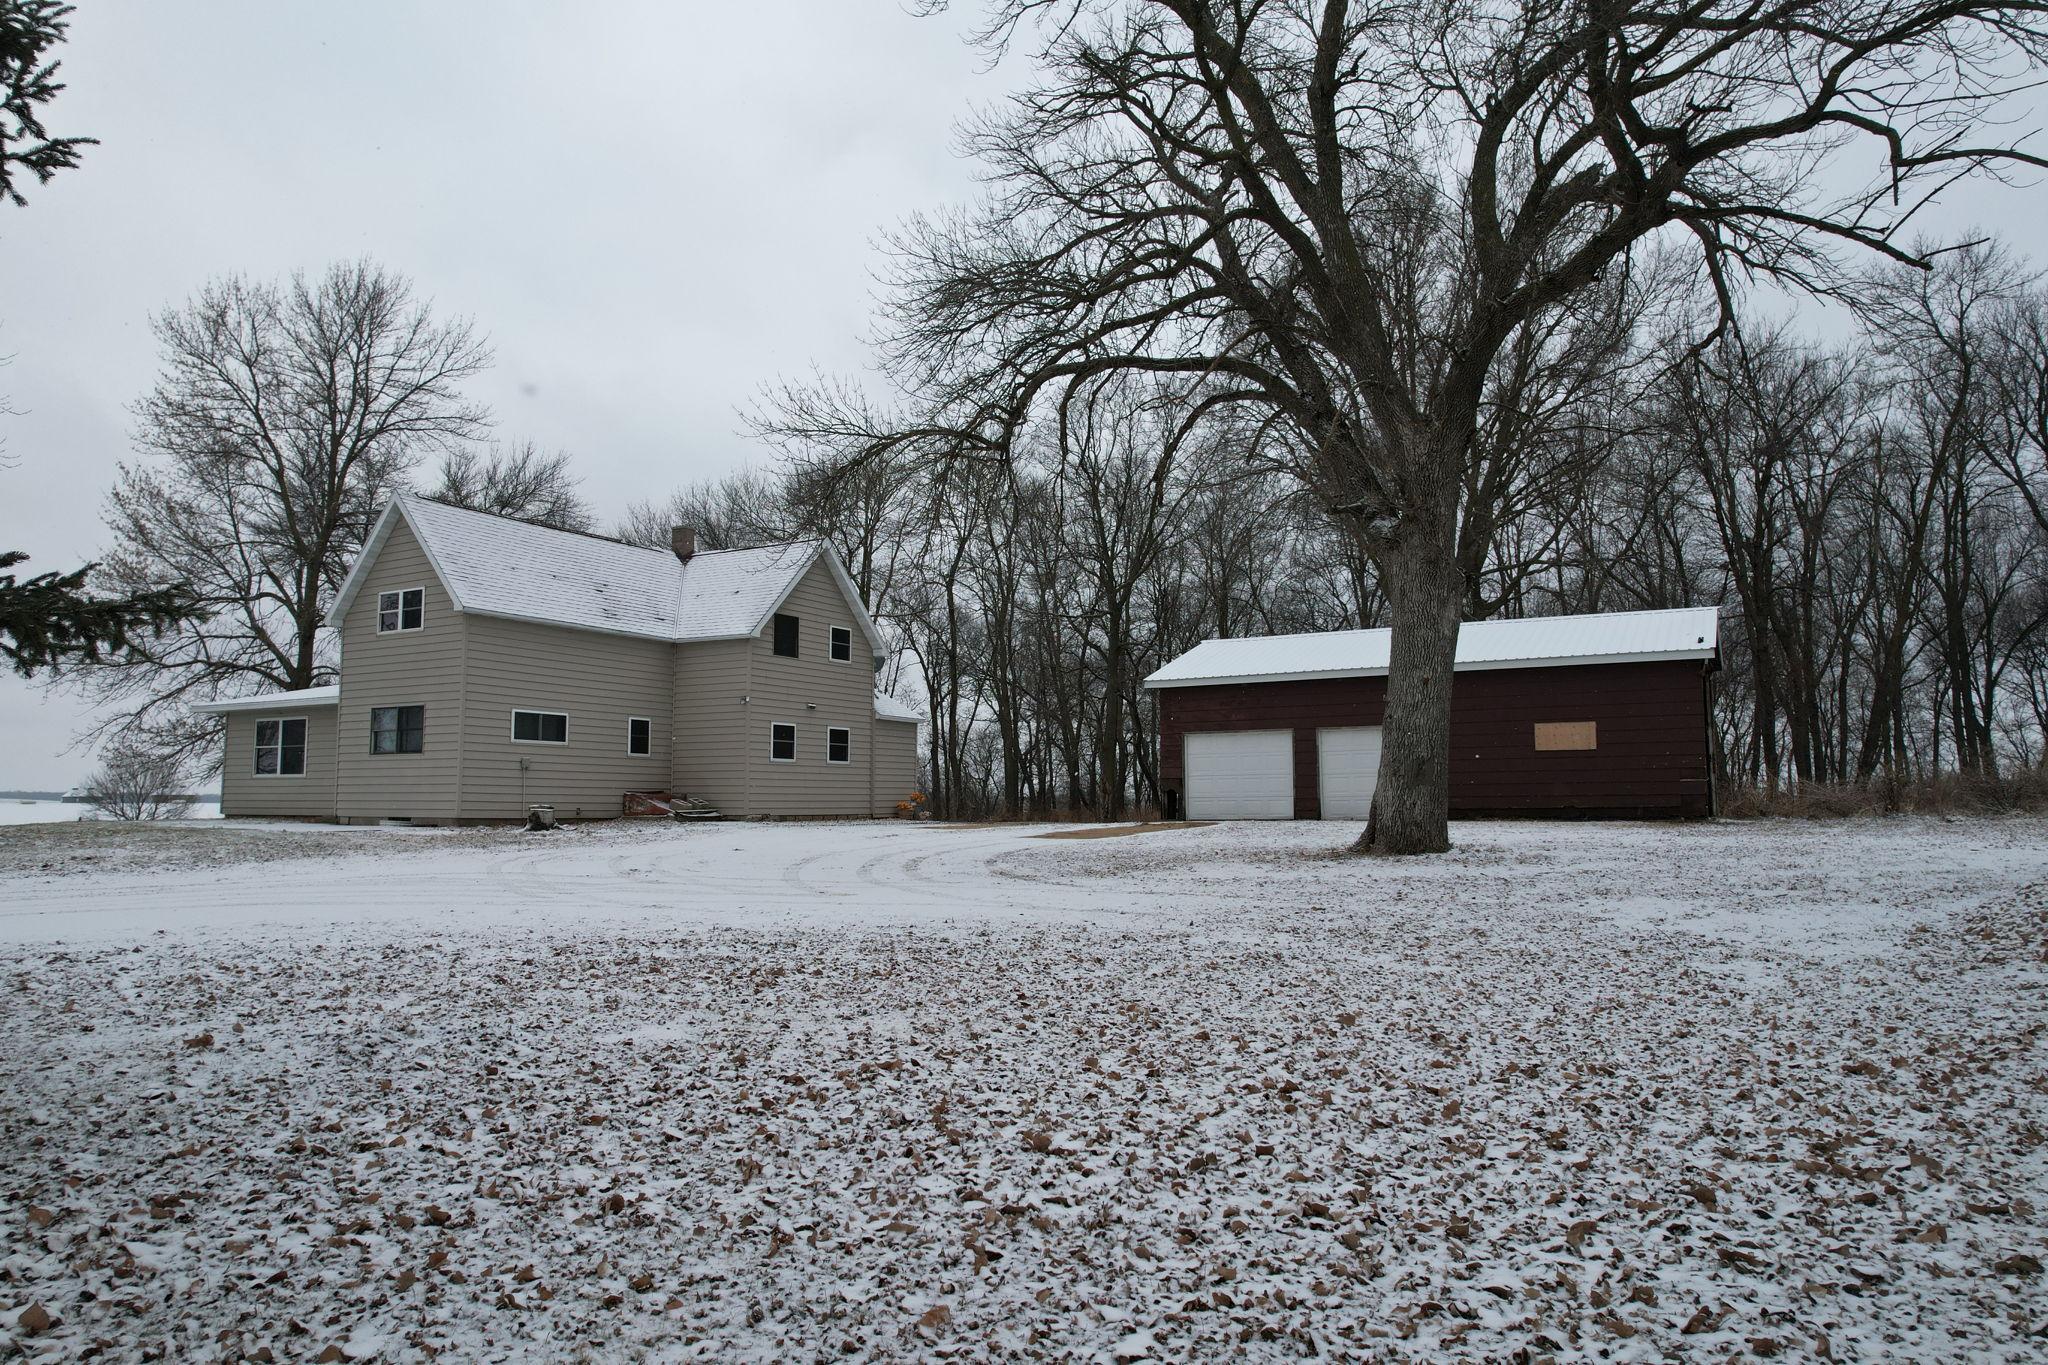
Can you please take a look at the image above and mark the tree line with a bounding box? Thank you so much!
[625,239,2048,819]
[68,235,2044,815]
[733,0,2048,850]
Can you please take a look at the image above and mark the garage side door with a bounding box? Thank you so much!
[1317,726,1382,820]
[1184,730,1294,819]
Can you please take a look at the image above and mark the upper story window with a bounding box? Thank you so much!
[370,705,425,754]
[627,717,652,756]
[772,613,799,658]
[378,587,425,633]
[830,626,852,662]
[254,717,307,776]
[512,710,569,744]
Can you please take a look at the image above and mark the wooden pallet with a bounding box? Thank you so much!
[622,791,725,822]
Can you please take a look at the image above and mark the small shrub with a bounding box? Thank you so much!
[82,745,195,822]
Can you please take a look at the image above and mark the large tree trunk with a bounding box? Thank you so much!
[1358,519,1464,855]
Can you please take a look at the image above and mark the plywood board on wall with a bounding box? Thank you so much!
[1534,720,1598,751]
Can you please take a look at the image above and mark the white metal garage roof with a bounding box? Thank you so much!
[1144,607,1719,689]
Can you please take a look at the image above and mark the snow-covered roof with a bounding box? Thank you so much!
[874,693,922,723]
[327,496,884,654]
[189,686,340,714]
[1144,607,1719,689]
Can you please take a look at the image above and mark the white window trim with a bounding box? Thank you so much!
[825,725,851,764]
[252,715,309,779]
[769,721,798,763]
[626,717,654,757]
[510,709,570,744]
[829,626,852,663]
[376,585,427,634]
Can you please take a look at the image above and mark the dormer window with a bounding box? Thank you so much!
[378,587,425,633]
[830,626,852,662]
[772,613,799,658]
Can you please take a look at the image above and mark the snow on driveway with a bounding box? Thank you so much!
[0,816,2044,1360]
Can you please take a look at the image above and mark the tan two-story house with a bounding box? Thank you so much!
[193,495,922,824]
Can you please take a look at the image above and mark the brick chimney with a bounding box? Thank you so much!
[670,525,697,564]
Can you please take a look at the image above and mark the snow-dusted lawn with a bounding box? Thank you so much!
[1,816,2043,1361]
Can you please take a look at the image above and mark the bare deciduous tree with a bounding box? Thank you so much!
[617,468,796,552]
[68,260,491,768]
[861,0,2048,851]
[427,441,594,531]
[82,743,193,822]
[732,236,2048,820]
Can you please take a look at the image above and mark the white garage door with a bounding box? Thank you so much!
[1184,730,1294,819]
[1317,726,1383,820]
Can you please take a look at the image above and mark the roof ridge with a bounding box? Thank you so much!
[1211,605,1715,644]
[397,491,662,554]
[680,538,818,558]
[401,494,824,560]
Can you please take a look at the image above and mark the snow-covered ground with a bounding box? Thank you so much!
[0,798,222,826]
[0,816,2043,1360]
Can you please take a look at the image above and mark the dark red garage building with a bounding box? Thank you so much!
[1145,607,1719,820]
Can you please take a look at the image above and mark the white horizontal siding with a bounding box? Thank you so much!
[738,559,882,817]
[458,616,674,821]
[873,719,921,814]
[335,520,464,821]
[673,637,752,814]
[219,708,338,819]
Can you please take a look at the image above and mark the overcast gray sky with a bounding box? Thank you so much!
[0,1,1017,789]
[1,4,2042,790]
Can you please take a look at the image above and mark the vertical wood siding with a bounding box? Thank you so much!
[1158,659,1712,818]
[456,615,674,821]
[218,707,339,819]
[335,521,466,822]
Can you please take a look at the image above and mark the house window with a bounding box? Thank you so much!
[512,710,569,744]
[627,717,652,756]
[370,705,425,754]
[254,717,307,776]
[770,723,797,762]
[827,726,851,764]
[772,613,800,657]
[830,626,852,662]
[377,587,425,633]
[1533,721,1597,751]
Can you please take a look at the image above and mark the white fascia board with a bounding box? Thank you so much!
[748,541,889,657]
[324,496,469,627]
[1142,648,1716,689]
[1141,666,1384,690]
[1448,649,1716,673]
[190,687,341,714]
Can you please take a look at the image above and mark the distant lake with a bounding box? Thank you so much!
[0,799,223,826]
